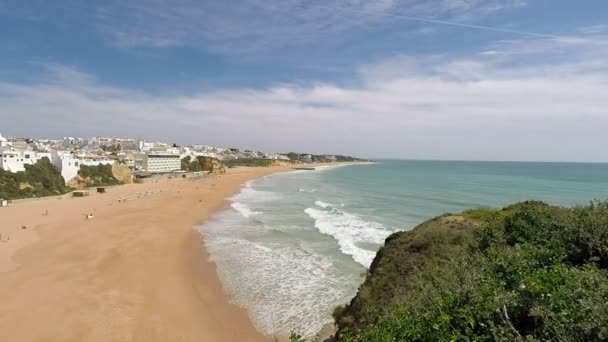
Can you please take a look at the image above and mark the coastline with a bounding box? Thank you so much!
[0,163,352,341]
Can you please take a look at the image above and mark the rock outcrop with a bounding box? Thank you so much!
[111,163,132,184]
[67,164,125,189]
[199,157,226,174]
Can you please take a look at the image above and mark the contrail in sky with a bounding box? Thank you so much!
[382,12,559,39]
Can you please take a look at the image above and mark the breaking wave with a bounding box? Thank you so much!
[305,202,390,268]
[202,232,354,337]
[231,202,262,218]
[314,200,332,208]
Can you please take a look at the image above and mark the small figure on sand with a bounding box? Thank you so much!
[85,213,95,220]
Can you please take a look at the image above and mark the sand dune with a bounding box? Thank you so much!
[0,165,305,342]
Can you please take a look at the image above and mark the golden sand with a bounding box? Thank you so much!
[0,165,316,342]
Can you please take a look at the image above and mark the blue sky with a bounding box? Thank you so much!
[1,1,607,161]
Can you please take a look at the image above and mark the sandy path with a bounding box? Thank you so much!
[0,165,301,342]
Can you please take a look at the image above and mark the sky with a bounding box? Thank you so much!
[1,1,607,162]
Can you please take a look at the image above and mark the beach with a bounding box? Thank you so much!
[0,165,307,342]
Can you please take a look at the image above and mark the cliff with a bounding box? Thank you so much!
[200,157,226,174]
[333,201,608,341]
[223,158,292,168]
[69,164,123,189]
[111,163,132,184]
[182,156,226,174]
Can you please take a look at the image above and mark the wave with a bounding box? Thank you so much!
[314,200,332,209]
[298,188,318,193]
[231,202,262,218]
[201,233,354,337]
[231,184,279,203]
[305,205,391,268]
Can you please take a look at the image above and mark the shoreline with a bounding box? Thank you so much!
[0,162,353,341]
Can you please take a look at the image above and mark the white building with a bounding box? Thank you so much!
[0,149,52,172]
[196,151,218,159]
[263,153,290,161]
[138,140,155,151]
[192,144,215,152]
[300,154,313,163]
[0,132,8,147]
[181,148,218,160]
[62,137,86,148]
[0,143,51,173]
[142,153,181,173]
[50,150,115,182]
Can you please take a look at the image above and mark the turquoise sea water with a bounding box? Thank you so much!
[198,160,608,337]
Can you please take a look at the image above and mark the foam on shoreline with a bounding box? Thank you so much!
[200,162,366,338]
[305,201,390,268]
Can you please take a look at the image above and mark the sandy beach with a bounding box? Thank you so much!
[0,165,313,342]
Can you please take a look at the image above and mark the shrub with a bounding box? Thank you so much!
[224,158,274,167]
[78,164,121,186]
[336,201,608,341]
[0,157,70,199]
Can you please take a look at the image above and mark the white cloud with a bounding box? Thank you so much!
[1,33,607,162]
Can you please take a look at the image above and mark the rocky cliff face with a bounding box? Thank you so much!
[200,157,226,174]
[67,164,127,189]
[111,163,132,184]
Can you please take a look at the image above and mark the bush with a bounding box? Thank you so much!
[181,156,192,171]
[78,164,121,186]
[224,158,274,167]
[336,201,608,341]
[0,157,71,199]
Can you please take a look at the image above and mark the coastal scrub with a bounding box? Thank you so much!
[334,201,608,341]
[0,157,70,199]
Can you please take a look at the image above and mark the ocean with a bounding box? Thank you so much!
[198,160,608,337]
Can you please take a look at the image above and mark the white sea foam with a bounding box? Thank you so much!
[231,185,279,203]
[305,205,390,268]
[201,231,356,337]
[198,163,368,337]
[314,164,359,172]
[314,200,332,209]
[298,188,317,193]
[230,202,261,218]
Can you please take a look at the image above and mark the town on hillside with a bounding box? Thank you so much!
[0,132,361,184]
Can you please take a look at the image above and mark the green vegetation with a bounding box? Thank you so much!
[285,152,368,163]
[334,155,367,162]
[334,201,608,341]
[0,157,71,199]
[286,152,300,161]
[289,332,307,342]
[77,164,121,186]
[100,143,122,153]
[181,156,202,171]
[224,158,275,167]
[181,156,224,172]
